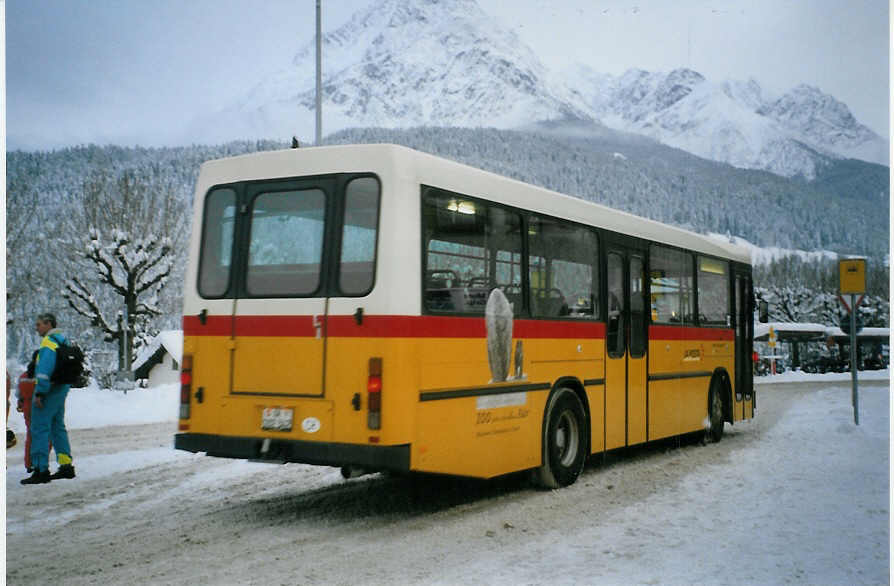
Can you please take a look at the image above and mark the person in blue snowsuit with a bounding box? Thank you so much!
[21,313,76,485]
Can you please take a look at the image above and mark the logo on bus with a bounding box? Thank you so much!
[301,417,321,434]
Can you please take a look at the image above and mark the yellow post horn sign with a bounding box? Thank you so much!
[838,258,866,295]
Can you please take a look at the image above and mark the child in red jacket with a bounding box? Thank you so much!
[6,372,16,449]
[16,352,49,472]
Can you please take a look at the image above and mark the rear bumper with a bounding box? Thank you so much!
[174,433,410,472]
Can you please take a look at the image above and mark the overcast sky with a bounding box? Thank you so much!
[4,0,889,150]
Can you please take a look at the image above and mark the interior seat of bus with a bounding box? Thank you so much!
[532,287,568,317]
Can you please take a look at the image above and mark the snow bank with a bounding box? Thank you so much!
[755,369,889,384]
[6,382,180,434]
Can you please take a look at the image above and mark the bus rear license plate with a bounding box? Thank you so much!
[262,408,293,431]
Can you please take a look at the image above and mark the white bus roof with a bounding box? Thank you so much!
[197,143,752,265]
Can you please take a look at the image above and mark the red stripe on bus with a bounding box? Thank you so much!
[327,316,606,339]
[234,315,319,337]
[183,315,231,336]
[516,320,606,339]
[327,315,483,338]
[649,325,734,341]
[184,314,607,339]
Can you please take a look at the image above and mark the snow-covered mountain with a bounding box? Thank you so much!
[759,84,888,167]
[571,65,888,178]
[191,0,888,179]
[194,0,592,145]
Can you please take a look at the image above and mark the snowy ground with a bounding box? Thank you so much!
[4,374,890,585]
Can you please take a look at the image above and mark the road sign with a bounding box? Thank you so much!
[836,259,864,425]
[835,259,865,425]
[839,258,866,295]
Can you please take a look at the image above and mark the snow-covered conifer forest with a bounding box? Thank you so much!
[6,128,888,375]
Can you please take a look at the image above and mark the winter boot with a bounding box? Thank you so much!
[20,469,51,484]
[50,464,76,480]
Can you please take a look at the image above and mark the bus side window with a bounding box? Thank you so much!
[422,189,522,314]
[649,245,694,326]
[528,216,598,319]
[696,256,729,326]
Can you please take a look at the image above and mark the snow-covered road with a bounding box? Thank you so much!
[5,379,889,585]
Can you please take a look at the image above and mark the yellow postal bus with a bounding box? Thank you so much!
[175,144,755,488]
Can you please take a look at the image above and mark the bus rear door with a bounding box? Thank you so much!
[231,179,334,399]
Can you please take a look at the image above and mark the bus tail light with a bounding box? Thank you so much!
[180,354,193,420]
[367,357,382,430]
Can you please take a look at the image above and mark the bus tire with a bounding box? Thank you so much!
[534,388,587,489]
[707,382,724,443]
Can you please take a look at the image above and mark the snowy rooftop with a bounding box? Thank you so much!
[754,322,828,341]
[755,322,890,341]
[133,329,183,371]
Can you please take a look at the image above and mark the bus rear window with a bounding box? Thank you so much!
[338,177,380,296]
[198,187,236,298]
[246,188,326,296]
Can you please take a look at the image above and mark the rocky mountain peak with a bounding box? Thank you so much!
[201,0,887,178]
[721,79,763,110]
[264,0,593,130]
[761,84,858,131]
[653,68,706,111]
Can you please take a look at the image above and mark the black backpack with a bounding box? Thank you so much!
[50,341,86,387]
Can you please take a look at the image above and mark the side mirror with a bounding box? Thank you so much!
[758,300,769,323]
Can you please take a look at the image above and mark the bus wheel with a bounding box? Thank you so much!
[706,383,724,443]
[535,388,587,489]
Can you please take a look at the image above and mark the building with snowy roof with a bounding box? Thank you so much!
[754,322,889,373]
[132,330,183,387]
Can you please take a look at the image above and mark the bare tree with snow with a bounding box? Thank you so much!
[62,168,186,372]
[64,228,173,371]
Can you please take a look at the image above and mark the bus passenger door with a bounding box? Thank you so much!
[605,247,648,450]
[733,271,754,419]
[627,255,647,444]
[231,179,334,397]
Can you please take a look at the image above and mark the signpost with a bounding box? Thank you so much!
[768,326,777,375]
[838,258,866,425]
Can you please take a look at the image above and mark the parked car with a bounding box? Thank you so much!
[801,353,848,374]
[861,349,888,371]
